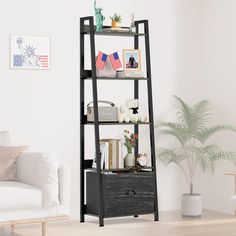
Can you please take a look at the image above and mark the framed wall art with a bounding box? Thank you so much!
[10,35,51,70]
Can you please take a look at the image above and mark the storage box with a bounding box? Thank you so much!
[87,101,118,122]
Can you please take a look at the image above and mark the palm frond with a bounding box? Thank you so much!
[157,148,185,166]
[195,145,219,172]
[206,150,236,172]
[174,96,211,137]
[192,99,211,128]
[158,122,189,146]
[174,95,193,128]
[196,145,236,172]
[195,125,236,144]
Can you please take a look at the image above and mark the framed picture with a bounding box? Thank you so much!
[123,49,141,72]
[10,35,51,70]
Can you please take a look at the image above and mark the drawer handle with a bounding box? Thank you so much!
[125,190,136,196]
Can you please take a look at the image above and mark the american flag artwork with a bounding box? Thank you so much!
[10,35,50,70]
[109,52,122,70]
[39,55,49,68]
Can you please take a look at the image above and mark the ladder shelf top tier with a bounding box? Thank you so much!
[81,25,146,37]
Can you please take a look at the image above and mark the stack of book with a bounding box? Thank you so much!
[92,139,124,170]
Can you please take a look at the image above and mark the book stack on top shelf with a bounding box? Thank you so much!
[92,139,124,170]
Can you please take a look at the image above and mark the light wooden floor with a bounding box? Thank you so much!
[1,210,236,236]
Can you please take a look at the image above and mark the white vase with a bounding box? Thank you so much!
[182,193,202,217]
[124,153,135,167]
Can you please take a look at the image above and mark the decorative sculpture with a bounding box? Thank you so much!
[118,99,147,123]
[129,13,136,33]
[94,0,105,32]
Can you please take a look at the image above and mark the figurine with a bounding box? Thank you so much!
[94,0,105,32]
[118,99,147,123]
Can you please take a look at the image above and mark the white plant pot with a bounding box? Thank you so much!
[124,153,135,167]
[181,193,202,217]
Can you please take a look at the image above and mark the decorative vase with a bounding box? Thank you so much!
[181,193,202,217]
[124,153,135,167]
[112,21,120,28]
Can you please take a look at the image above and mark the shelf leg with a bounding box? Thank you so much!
[99,217,104,227]
[80,213,85,223]
[154,211,159,221]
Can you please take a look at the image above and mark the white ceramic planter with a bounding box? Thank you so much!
[124,153,135,167]
[182,193,202,217]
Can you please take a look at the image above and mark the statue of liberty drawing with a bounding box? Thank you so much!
[13,37,41,68]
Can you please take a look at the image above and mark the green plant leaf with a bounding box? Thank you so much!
[195,145,219,172]
[174,96,212,137]
[158,122,189,146]
[157,148,185,166]
[196,145,236,172]
[195,125,236,144]
[174,96,193,129]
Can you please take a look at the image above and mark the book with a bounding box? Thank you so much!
[124,71,144,78]
[99,139,124,170]
[102,27,130,33]
[92,141,106,169]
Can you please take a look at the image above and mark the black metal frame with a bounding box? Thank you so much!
[80,16,159,227]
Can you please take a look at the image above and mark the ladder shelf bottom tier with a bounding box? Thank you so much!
[85,167,154,173]
[83,160,154,173]
[86,171,156,218]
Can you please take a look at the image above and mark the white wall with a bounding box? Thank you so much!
[197,0,236,214]
[0,0,191,218]
[3,0,233,219]
[159,0,236,215]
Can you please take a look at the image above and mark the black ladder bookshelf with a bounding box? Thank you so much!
[80,16,159,227]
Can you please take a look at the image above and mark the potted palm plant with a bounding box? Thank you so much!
[156,96,236,217]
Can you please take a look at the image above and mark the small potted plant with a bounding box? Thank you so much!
[123,130,138,167]
[110,13,122,28]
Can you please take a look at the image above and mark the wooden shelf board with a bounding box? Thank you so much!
[83,122,151,126]
[81,25,146,37]
[85,167,154,173]
[82,77,149,80]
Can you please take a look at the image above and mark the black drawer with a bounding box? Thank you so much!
[103,173,155,217]
[86,172,155,217]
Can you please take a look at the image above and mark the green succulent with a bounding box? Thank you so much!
[110,13,122,23]
[156,95,236,194]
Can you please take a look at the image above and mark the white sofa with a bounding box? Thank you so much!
[0,131,70,236]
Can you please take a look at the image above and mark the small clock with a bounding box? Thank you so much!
[137,153,148,167]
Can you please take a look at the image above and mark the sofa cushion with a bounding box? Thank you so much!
[17,152,59,208]
[0,146,27,181]
[0,181,42,212]
[0,131,10,146]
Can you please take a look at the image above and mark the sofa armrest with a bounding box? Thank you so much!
[58,165,70,212]
[17,152,59,208]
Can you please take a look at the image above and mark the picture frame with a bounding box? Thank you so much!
[10,35,51,70]
[123,49,141,72]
